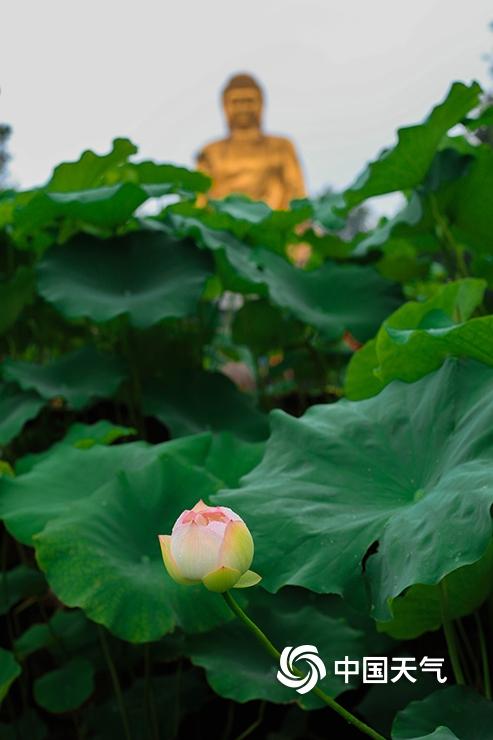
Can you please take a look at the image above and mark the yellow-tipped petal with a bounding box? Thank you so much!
[232,570,262,589]
[158,535,197,585]
[218,520,254,574]
[202,565,241,592]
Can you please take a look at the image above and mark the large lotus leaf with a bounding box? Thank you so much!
[207,195,313,254]
[358,670,439,739]
[447,145,493,254]
[203,432,265,488]
[0,565,46,615]
[232,299,308,355]
[14,609,97,660]
[34,452,234,641]
[392,686,493,739]
[186,587,385,708]
[13,183,166,233]
[0,432,212,545]
[0,648,21,704]
[405,731,459,740]
[292,192,347,231]
[37,231,214,327]
[376,541,493,639]
[15,165,210,234]
[167,211,401,340]
[343,82,481,210]
[33,658,94,713]
[47,138,137,191]
[170,197,310,252]
[37,137,209,194]
[345,279,489,400]
[211,195,272,224]
[0,266,35,334]
[123,160,210,195]
[14,141,210,234]
[3,347,127,409]
[354,194,438,259]
[251,247,402,342]
[165,211,270,294]
[0,382,44,446]
[16,420,135,474]
[354,147,474,261]
[142,371,269,441]
[214,359,493,622]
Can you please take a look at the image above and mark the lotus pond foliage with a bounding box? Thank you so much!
[1,80,493,739]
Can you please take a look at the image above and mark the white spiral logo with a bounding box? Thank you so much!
[277,645,326,694]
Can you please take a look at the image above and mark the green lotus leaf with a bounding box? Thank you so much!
[215,359,493,624]
[406,731,459,740]
[47,138,138,191]
[34,451,234,641]
[0,266,35,334]
[186,587,386,708]
[0,565,46,615]
[376,541,493,639]
[357,668,439,739]
[16,420,136,474]
[142,371,269,441]
[203,432,265,488]
[14,183,164,233]
[13,139,210,234]
[14,609,97,660]
[165,211,271,294]
[392,686,493,739]
[232,300,308,355]
[0,382,44,446]
[166,212,401,339]
[3,347,127,409]
[343,81,481,209]
[250,248,402,342]
[37,231,214,327]
[0,648,21,705]
[345,278,490,400]
[210,195,272,224]
[0,432,212,545]
[447,145,493,254]
[123,160,210,194]
[33,658,94,713]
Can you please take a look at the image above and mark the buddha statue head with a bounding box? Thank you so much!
[222,73,264,134]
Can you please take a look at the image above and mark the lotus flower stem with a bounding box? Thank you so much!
[98,626,133,740]
[222,591,387,740]
[474,612,491,700]
[439,581,465,686]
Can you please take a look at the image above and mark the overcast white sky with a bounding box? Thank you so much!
[1,0,492,207]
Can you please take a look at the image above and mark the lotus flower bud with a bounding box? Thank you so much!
[159,500,261,592]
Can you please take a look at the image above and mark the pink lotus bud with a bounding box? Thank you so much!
[158,500,261,592]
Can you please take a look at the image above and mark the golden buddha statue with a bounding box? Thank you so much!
[196,73,306,210]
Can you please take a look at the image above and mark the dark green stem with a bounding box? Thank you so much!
[222,591,386,740]
[456,618,478,686]
[144,643,159,740]
[474,612,491,700]
[98,626,133,740]
[439,581,465,685]
[234,701,266,740]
